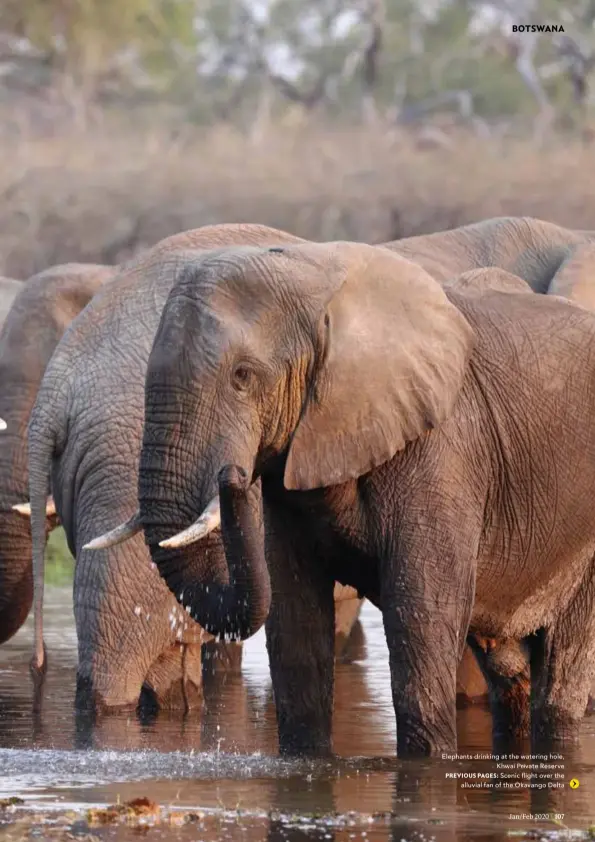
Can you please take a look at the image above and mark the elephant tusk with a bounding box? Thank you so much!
[83,511,142,550]
[13,497,56,518]
[159,496,221,549]
[0,418,6,430]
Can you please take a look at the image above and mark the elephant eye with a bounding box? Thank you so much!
[232,364,252,391]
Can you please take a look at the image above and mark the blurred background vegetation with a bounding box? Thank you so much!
[2,0,595,132]
[1,0,594,576]
[45,529,74,585]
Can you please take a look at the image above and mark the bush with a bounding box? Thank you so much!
[1,116,594,281]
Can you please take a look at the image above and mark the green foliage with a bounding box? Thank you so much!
[45,528,74,586]
[1,0,595,133]
[0,0,197,80]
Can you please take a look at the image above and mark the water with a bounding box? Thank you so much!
[0,588,594,841]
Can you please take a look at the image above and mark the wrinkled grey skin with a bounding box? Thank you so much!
[385,215,595,299]
[26,224,363,714]
[135,242,595,759]
[0,265,114,645]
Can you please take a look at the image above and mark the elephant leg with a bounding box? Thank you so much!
[381,537,475,757]
[264,506,335,757]
[529,564,595,747]
[455,645,488,708]
[333,584,364,659]
[466,635,530,748]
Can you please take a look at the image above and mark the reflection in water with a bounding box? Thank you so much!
[0,587,593,842]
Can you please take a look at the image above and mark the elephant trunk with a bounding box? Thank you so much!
[217,465,271,638]
[143,466,270,641]
[146,465,271,641]
[138,355,272,641]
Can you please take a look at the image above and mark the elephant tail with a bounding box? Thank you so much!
[26,389,61,677]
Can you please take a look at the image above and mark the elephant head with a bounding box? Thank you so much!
[87,243,473,640]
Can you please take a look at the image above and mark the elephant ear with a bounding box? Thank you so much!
[283,244,475,491]
[445,268,532,298]
[548,243,595,310]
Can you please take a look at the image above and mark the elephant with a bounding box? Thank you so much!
[386,215,595,299]
[385,216,595,709]
[22,224,365,715]
[0,263,115,645]
[90,214,595,716]
[100,240,595,759]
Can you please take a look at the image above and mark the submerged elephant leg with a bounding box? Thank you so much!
[381,520,476,757]
[264,505,335,757]
[466,635,530,748]
[383,591,462,755]
[333,584,364,659]
[529,562,595,747]
[455,645,488,708]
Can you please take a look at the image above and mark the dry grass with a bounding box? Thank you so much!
[0,114,592,279]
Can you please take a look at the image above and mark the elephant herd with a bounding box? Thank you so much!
[2,215,595,757]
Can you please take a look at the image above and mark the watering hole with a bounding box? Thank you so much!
[0,588,594,841]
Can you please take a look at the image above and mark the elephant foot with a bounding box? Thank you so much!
[278,719,333,758]
[395,707,457,758]
[531,706,581,748]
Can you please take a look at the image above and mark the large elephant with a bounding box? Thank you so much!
[90,214,595,713]
[23,224,364,714]
[386,217,595,707]
[0,263,114,645]
[110,241,595,758]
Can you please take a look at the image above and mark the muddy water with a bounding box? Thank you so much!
[0,588,594,841]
